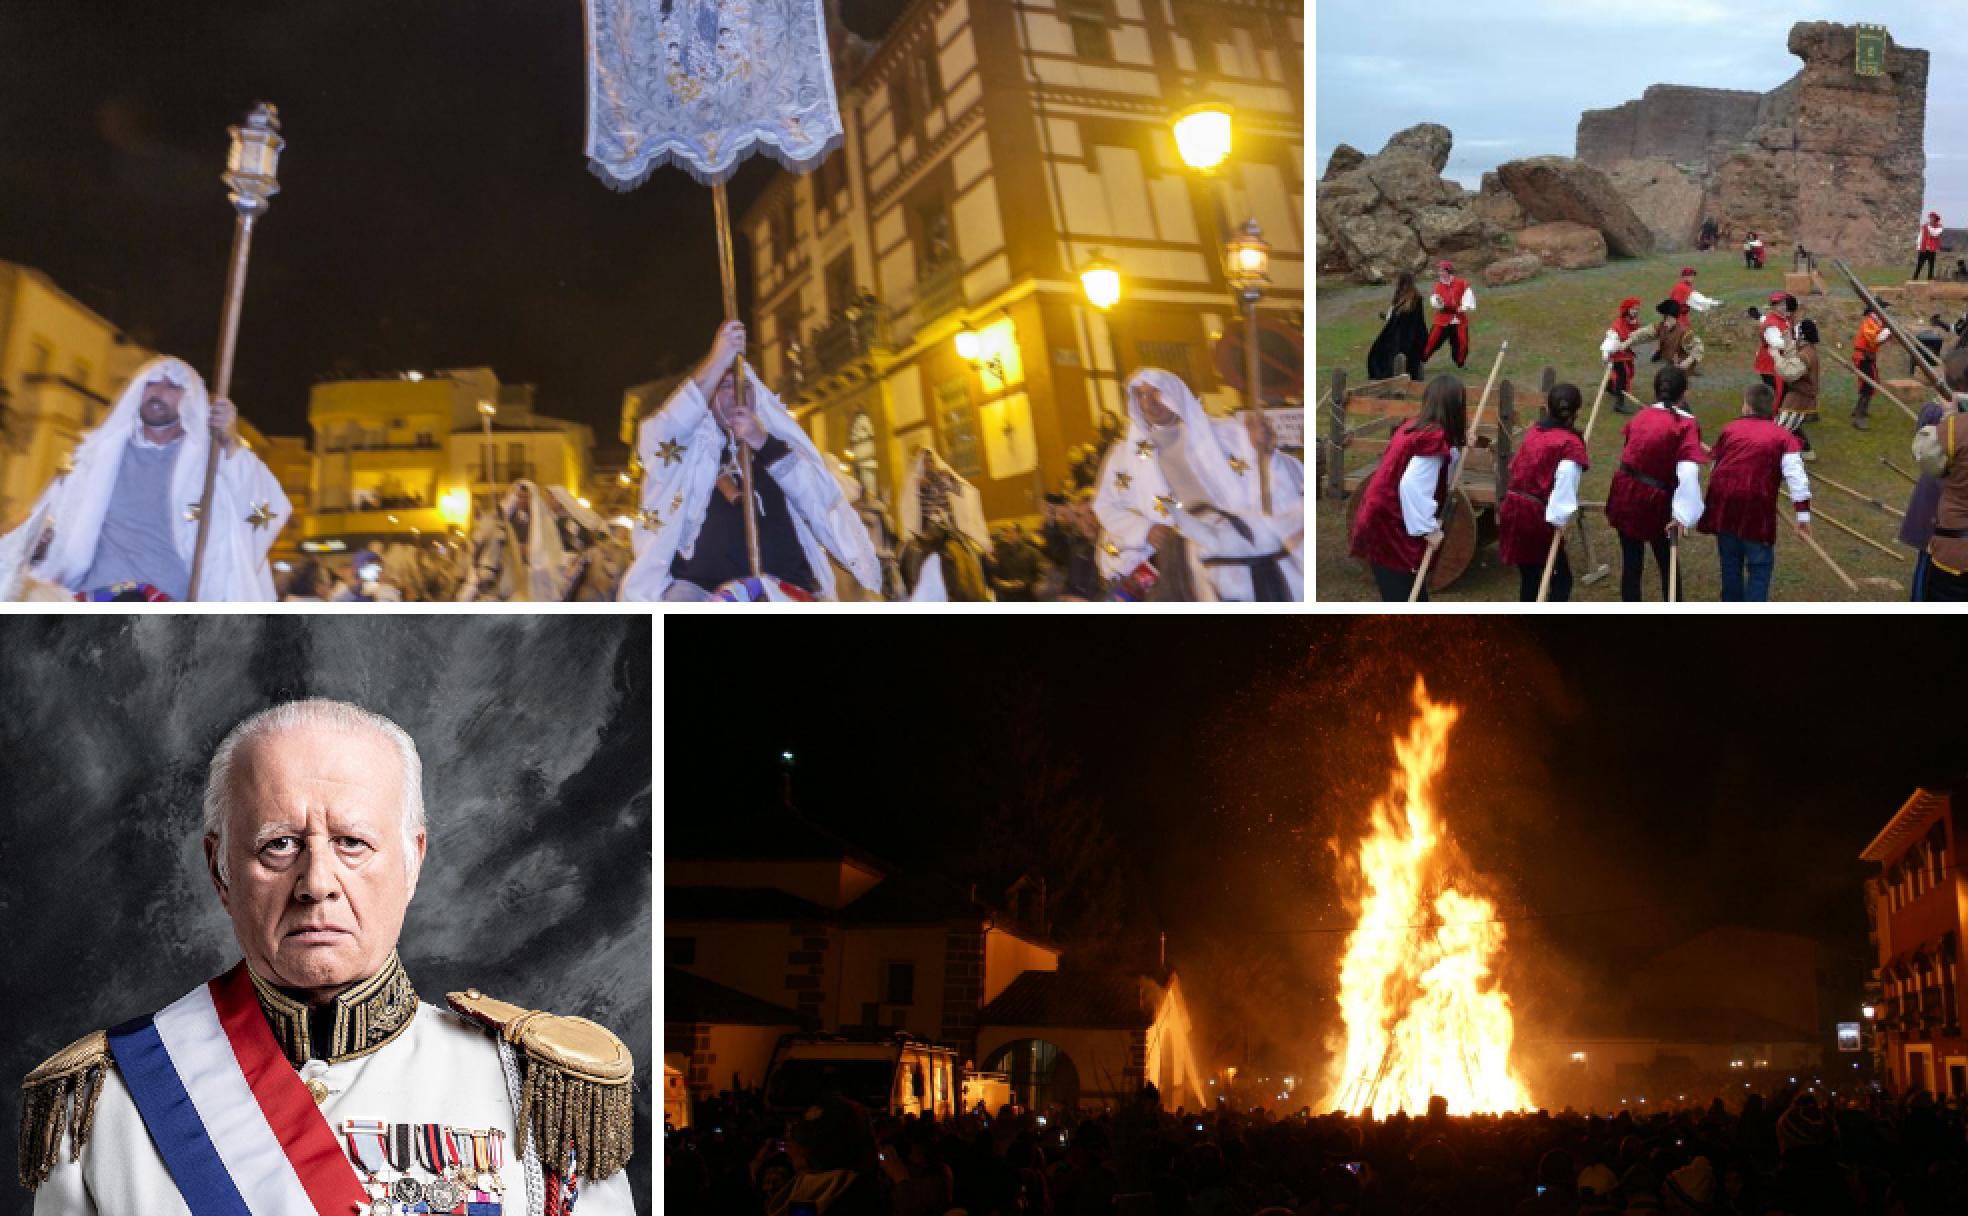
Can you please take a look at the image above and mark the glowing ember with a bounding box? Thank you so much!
[1321,677,1532,1116]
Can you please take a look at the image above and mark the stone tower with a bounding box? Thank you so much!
[1576,22,1927,263]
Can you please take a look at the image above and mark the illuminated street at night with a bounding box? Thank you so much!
[0,1,1303,602]
[667,617,1968,1213]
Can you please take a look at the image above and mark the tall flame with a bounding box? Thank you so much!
[1321,678,1532,1116]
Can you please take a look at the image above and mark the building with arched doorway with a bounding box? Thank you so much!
[976,968,1207,1112]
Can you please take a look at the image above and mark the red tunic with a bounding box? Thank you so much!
[1497,423,1590,566]
[1608,313,1641,374]
[1349,421,1452,572]
[1435,277,1469,315]
[1698,417,1806,544]
[1669,280,1694,311]
[1605,406,1706,542]
[1921,223,1943,253]
[1752,311,1791,377]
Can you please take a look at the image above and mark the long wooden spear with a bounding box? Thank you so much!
[1536,361,1613,601]
[1408,341,1508,601]
[186,105,281,602]
[1823,348,1920,423]
[1811,471,1906,518]
[1832,259,1948,394]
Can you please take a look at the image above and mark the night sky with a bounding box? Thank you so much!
[668,617,1956,1073]
[0,0,906,451]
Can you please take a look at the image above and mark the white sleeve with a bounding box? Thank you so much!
[1398,454,1445,536]
[1547,460,1582,527]
[1428,292,1443,310]
[1780,451,1811,523]
[1763,325,1786,350]
[1689,289,1719,311]
[1672,460,1704,528]
[1599,328,1622,358]
[1460,286,1476,313]
[1881,328,1897,344]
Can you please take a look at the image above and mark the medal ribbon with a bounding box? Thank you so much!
[417,1124,447,1177]
[340,1120,389,1176]
[386,1123,416,1176]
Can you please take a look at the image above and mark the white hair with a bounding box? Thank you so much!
[203,699,425,884]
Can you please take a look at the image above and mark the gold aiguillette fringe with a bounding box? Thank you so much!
[517,1056,634,1183]
[18,1031,110,1189]
[448,990,635,1183]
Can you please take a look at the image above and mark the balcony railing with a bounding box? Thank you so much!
[916,257,965,323]
[888,257,966,347]
[812,304,890,376]
[321,438,442,453]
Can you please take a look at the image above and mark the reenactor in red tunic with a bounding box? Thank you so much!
[1699,381,1812,601]
[1497,383,1589,601]
[1348,375,1466,601]
[1421,261,1475,369]
[1605,365,1707,602]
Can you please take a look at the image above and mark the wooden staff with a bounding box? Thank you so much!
[1881,455,1919,484]
[1823,348,1920,423]
[1812,505,1907,562]
[1409,341,1508,601]
[1811,471,1906,518]
[1535,361,1613,601]
[711,181,762,580]
[1794,520,1860,592]
[188,105,281,601]
[1668,534,1679,602]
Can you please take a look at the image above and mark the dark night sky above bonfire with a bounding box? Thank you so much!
[670,617,1961,1070]
[0,0,907,451]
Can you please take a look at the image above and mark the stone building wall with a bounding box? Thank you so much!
[1574,22,1926,264]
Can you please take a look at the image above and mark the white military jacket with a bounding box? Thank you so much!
[24,958,635,1216]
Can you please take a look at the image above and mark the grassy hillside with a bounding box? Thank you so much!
[1314,251,1938,602]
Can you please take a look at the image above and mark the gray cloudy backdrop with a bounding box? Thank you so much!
[0,616,652,1215]
[1317,0,1968,215]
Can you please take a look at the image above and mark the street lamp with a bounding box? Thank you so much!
[955,326,1006,387]
[1862,1004,1877,1019]
[477,398,497,509]
[1172,100,1233,175]
[1225,217,1273,513]
[1079,250,1128,416]
[1079,251,1121,312]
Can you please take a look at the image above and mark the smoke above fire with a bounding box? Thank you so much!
[1319,677,1533,1116]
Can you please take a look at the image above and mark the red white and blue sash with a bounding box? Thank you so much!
[105,962,368,1216]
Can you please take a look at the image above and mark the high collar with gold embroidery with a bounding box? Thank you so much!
[248,952,419,1069]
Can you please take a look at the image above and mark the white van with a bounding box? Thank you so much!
[765,1032,959,1119]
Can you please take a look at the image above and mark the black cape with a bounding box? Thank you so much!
[1368,299,1428,381]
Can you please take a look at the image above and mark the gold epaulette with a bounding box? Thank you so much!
[19,1031,112,1189]
[447,989,633,1182]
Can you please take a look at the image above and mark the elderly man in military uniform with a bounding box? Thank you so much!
[19,699,636,1215]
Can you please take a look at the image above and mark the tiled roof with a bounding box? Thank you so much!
[666,968,811,1028]
[666,886,832,922]
[979,970,1155,1030]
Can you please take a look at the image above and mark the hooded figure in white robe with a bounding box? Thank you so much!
[0,356,288,601]
[618,364,880,601]
[544,484,618,600]
[895,446,992,600]
[458,479,567,601]
[1092,368,1304,601]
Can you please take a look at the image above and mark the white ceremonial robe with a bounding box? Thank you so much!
[0,357,289,602]
[1093,368,1305,601]
[619,368,879,601]
[32,1001,633,1216]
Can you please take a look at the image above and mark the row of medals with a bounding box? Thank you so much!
[346,1123,505,1215]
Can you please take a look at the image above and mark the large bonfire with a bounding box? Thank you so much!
[1321,678,1533,1116]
